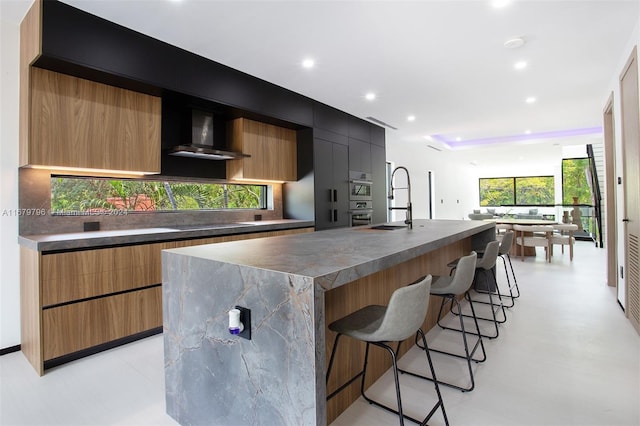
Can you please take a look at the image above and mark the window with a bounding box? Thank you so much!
[562,158,592,205]
[50,177,267,214]
[479,176,554,206]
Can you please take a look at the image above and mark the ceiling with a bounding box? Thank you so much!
[3,0,639,160]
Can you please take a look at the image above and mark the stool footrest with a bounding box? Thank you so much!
[326,371,363,401]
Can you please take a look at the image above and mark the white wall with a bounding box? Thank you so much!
[386,138,475,221]
[0,10,22,349]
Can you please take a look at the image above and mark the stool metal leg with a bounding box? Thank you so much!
[473,254,519,308]
[451,268,505,338]
[403,293,486,392]
[360,338,449,426]
[326,333,364,401]
[505,253,520,298]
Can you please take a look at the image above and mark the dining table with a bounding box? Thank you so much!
[491,218,559,256]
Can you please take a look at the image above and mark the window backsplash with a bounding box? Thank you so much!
[18,168,284,236]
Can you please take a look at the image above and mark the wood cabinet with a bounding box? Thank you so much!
[226,118,297,182]
[20,227,313,375]
[21,68,161,173]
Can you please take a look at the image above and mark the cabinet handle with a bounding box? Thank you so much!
[333,189,338,203]
[333,209,338,222]
[622,218,630,222]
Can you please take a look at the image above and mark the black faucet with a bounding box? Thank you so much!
[388,166,412,229]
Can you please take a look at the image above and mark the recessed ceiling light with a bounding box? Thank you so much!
[407,115,416,122]
[525,97,536,104]
[504,37,525,49]
[365,92,376,101]
[301,58,315,69]
[514,61,527,70]
[491,0,511,8]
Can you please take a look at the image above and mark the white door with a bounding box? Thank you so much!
[619,46,640,334]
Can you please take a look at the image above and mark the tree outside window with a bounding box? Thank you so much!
[51,177,267,214]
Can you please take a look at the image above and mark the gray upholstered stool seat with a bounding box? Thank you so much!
[399,252,486,392]
[326,275,449,426]
[476,231,520,307]
[451,240,506,339]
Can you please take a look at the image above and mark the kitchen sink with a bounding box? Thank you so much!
[369,224,409,230]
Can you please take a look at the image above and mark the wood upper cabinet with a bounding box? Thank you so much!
[22,67,161,173]
[226,118,297,181]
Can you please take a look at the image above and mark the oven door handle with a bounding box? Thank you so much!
[350,179,372,185]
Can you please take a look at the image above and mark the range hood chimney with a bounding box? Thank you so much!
[168,109,249,160]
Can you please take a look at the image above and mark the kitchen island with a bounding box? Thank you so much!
[162,219,494,426]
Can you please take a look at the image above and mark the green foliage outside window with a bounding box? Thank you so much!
[515,176,554,205]
[479,178,513,206]
[479,176,554,206]
[562,158,592,205]
[51,177,266,213]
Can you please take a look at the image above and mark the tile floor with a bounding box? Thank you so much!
[1,241,639,426]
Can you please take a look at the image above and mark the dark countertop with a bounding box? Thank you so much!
[18,219,315,252]
[164,219,495,291]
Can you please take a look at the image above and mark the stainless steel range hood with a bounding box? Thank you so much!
[168,144,249,160]
[168,109,249,160]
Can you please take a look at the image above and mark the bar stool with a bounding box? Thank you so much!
[476,231,519,308]
[452,240,505,339]
[399,252,486,392]
[325,275,449,426]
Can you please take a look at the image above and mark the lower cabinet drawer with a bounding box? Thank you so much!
[42,286,162,361]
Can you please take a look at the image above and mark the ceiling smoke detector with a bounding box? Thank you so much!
[504,37,526,49]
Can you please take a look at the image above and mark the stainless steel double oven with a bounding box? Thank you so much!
[348,171,373,226]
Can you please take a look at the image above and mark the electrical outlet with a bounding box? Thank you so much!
[235,306,251,340]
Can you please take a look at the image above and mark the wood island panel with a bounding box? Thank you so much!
[324,239,468,423]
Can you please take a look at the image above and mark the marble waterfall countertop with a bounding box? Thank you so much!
[165,219,494,291]
[17,219,314,252]
[162,219,494,426]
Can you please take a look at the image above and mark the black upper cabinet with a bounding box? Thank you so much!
[313,103,349,135]
[348,138,372,173]
[371,144,388,224]
[38,0,314,125]
[371,124,386,147]
[348,116,371,142]
[259,84,314,126]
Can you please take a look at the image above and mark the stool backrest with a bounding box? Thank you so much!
[476,240,500,270]
[447,251,477,295]
[367,275,432,342]
[499,231,514,255]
